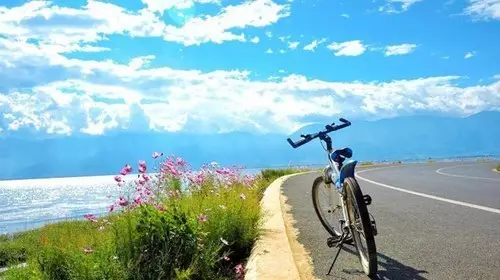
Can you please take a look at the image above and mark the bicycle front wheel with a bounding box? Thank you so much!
[311,175,344,237]
[344,177,378,276]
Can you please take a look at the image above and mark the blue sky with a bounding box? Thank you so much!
[0,0,499,136]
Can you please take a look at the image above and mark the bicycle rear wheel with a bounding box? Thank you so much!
[344,177,377,276]
[311,175,344,237]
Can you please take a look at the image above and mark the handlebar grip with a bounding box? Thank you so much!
[339,118,350,124]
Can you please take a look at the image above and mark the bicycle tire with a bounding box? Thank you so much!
[311,175,343,237]
[344,177,378,276]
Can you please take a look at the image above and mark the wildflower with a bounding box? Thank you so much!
[152,152,163,159]
[133,194,142,205]
[156,205,166,212]
[197,214,208,223]
[220,237,229,245]
[108,204,115,212]
[114,175,122,182]
[84,248,93,254]
[120,164,132,175]
[223,256,231,261]
[176,157,186,166]
[118,197,129,207]
[84,214,98,223]
[98,226,105,231]
[138,160,146,167]
[235,264,244,278]
[240,193,246,200]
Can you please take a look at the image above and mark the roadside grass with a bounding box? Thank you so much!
[0,158,309,280]
[495,164,500,172]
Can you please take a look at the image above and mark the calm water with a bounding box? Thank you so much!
[0,169,265,234]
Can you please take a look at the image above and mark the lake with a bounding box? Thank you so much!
[0,168,268,234]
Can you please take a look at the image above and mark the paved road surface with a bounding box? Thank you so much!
[282,161,500,280]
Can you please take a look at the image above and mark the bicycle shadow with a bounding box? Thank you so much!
[338,246,429,280]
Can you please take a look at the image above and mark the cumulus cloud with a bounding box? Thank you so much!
[327,40,367,56]
[303,38,327,51]
[464,0,500,20]
[140,0,220,15]
[464,51,476,58]
[287,41,300,50]
[379,0,423,13]
[163,0,290,45]
[385,43,417,56]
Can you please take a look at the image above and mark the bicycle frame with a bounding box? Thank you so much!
[322,143,358,232]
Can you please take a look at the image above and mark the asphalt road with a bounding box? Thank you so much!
[282,161,500,280]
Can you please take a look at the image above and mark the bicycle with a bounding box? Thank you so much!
[286,117,378,276]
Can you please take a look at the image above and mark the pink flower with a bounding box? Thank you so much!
[138,160,146,167]
[114,175,122,182]
[156,205,166,212]
[240,193,246,200]
[152,152,163,159]
[84,214,98,223]
[84,247,93,254]
[176,157,186,166]
[235,264,244,278]
[197,214,208,223]
[223,256,230,261]
[133,194,143,205]
[108,204,115,212]
[120,164,132,175]
[118,197,129,207]
[138,165,147,173]
[142,173,150,182]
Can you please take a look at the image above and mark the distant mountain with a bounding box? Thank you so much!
[0,111,499,180]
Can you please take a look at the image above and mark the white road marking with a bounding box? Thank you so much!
[435,164,500,182]
[355,166,500,215]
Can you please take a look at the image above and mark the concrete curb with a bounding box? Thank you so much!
[245,172,316,280]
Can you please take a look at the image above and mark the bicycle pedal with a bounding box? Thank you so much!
[363,194,372,206]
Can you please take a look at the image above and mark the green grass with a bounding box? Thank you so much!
[0,167,307,280]
[359,161,374,166]
[495,164,500,172]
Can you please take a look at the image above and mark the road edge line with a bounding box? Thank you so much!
[245,172,316,280]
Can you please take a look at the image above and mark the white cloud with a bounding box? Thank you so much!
[265,48,273,54]
[250,36,260,43]
[327,40,367,56]
[464,0,500,20]
[303,38,327,52]
[464,51,476,58]
[0,0,289,48]
[287,41,300,50]
[140,0,220,15]
[493,74,500,80]
[379,0,423,13]
[341,13,350,18]
[385,43,417,56]
[279,49,286,54]
[265,31,273,38]
[163,0,291,45]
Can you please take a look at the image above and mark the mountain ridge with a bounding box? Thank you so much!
[0,111,499,180]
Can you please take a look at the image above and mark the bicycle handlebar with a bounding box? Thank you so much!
[286,118,351,149]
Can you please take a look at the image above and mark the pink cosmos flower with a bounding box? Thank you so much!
[152,152,163,159]
[156,205,166,212]
[108,204,115,212]
[197,214,208,223]
[235,264,244,278]
[138,165,147,173]
[114,175,122,182]
[176,157,186,166]
[138,160,146,167]
[84,214,98,223]
[118,197,129,207]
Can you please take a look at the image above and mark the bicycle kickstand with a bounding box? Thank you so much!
[326,222,349,275]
